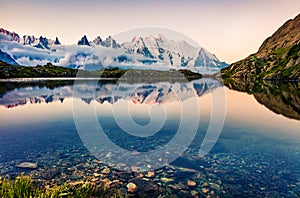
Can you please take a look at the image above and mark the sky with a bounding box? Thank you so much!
[0,0,299,63]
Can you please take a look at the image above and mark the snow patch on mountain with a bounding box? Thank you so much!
[122,34,198,67]
[194,48,227,68]
[0,49,19,65]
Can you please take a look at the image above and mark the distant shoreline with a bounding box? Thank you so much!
[0,62,203,81]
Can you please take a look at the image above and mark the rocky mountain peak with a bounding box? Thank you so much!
[78,35,90,46]
[257,14,300,58]
[0,28,20,42]
[54,37,61,45]
[93,36,102,45]
[35,36,50,50]
[101,36,120,48]
[92,35,120,48]
[22,35,38,45]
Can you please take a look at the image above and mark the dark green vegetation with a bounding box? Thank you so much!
[0,61,126,79]
[222,13,300,81]
[111,69,202,83]
[224,79,300,120]
[0,61,202,81]
[0,175,122,198]
[0,62,78,78]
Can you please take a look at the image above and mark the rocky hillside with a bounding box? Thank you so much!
[222,14,300,81]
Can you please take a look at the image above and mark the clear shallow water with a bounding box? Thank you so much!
[0,79,299,197]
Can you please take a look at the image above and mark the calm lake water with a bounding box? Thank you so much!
[0,78,299,197]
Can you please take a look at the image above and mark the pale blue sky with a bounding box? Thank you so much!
[0,0,299,63]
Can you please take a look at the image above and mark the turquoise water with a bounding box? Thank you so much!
[0,79,299,197]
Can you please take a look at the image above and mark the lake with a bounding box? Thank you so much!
[0,77,299,197]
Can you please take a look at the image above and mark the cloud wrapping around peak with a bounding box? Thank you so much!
[0,33,228,74]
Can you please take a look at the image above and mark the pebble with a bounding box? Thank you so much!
[131,166,139,172]
[100,178,112,188]
[191,190,199,197]
[187,180,197,187]
[101,167,110,174]
[209,182,221,192]
[69,180,84,186]
[146,171,155,178]
[127,182,138,193]
[41,168,59,180]
[16,162,37,169]
[91,178,98,182]
[68,174,81,180]
[161,177,174,183]
[168,184,180,190]
[93,173,102,177]
[202,187,210,194]
[260,187,266,191]
[131,150,140,156]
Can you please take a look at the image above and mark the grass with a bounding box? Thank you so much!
[274,47,289,57]
[0,175,123,198]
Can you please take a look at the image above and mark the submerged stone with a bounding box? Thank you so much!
[187,180,197,187]
[161,177,174,183]
[101,167,110,174]
[146,171,155,178]
[129,178,162,197]
[41,168,59,180]
[127,182,138,193]
[16,162,37,169]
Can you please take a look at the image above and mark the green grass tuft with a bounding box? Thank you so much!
[0,175,123,198]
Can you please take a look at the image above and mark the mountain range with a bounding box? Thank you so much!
[0,28,227,73]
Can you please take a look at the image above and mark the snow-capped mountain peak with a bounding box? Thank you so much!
[101,36,120,48]
[91,35,120,49]
[0,49,19,65]
[194,48,227,68]
[92,36,102,45]
[0,27,228,73]
[122,34,199,66]
[35,36,50,50]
